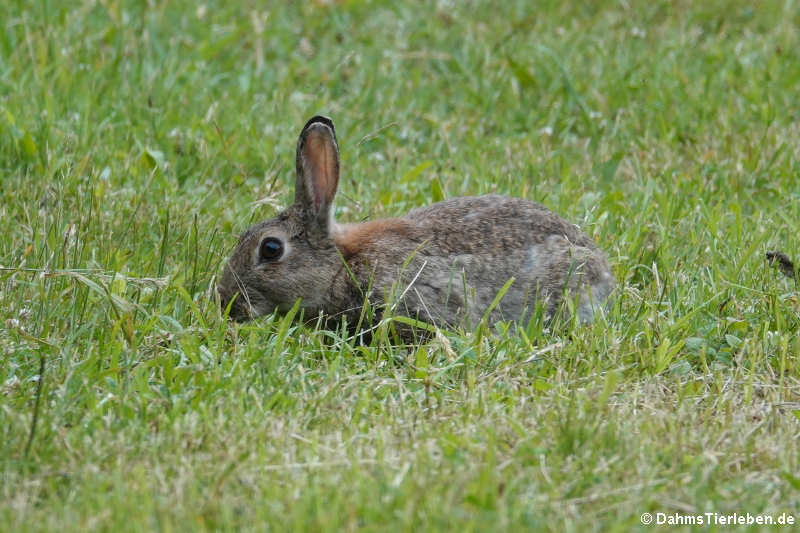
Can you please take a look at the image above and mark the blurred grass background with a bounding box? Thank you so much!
[2,0,800,531]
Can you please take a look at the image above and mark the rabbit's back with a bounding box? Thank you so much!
[403,195,596,251]
[349,195,614,327]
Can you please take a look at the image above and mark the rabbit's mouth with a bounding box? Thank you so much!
[218,287,245,321]
[224,296,254,322]
[219,289,276,322]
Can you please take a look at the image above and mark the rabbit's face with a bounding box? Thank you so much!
[217,207,341,321]
[219,115,343,322]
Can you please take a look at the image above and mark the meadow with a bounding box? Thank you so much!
[2,0,800,531]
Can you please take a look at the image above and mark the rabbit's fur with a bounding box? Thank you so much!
[217,116,615,331]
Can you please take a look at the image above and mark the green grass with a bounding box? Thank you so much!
[2,0,800,531]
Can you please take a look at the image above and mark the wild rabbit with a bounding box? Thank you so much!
[217,116,615,333]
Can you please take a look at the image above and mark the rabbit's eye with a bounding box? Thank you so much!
[259,237,284,262]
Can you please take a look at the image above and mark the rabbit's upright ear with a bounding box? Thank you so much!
[295,116,339,236]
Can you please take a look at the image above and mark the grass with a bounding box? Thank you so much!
[2,0,800,531]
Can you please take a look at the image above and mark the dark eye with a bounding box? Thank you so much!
[259,237,284,262]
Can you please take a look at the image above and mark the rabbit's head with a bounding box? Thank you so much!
[217,116,344,321]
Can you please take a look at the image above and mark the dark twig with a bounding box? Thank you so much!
[24,352,46,458]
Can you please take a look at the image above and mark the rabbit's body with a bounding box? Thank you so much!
[335,195,614,327]
[217,116,615,331]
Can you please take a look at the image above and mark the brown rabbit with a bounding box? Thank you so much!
[217,116,615,332]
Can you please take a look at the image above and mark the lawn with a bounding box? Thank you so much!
[2,0,800,531]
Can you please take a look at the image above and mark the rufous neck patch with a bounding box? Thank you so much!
[334,219,411,258]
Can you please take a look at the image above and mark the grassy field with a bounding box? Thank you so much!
[2,0,800,531]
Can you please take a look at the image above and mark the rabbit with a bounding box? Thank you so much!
[217,115,616,334]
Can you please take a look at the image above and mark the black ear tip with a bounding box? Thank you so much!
[302,115,336,135]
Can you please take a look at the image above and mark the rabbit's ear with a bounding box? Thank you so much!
[295,116,339,234]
